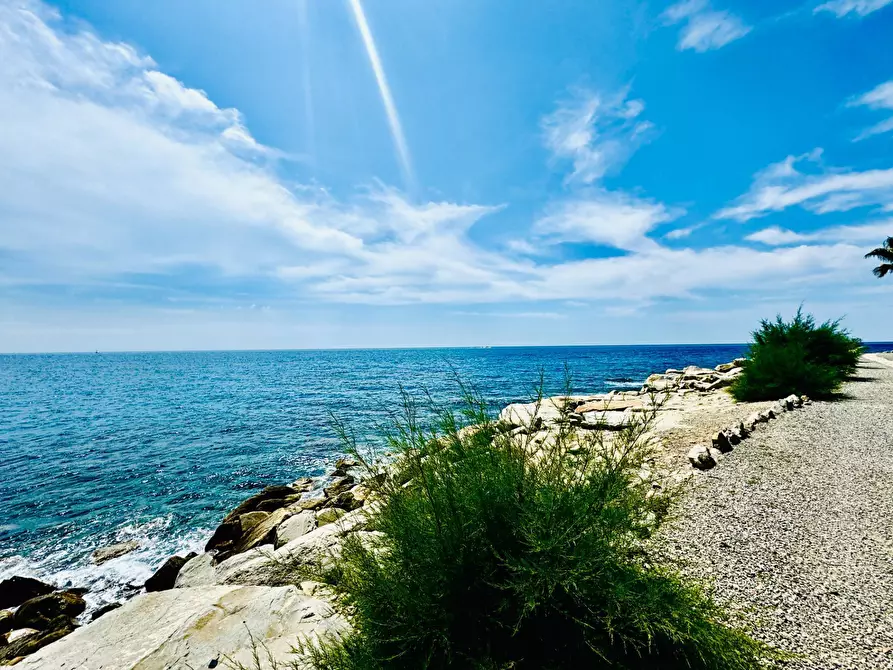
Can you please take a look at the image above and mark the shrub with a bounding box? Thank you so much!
[731,309,863,402]
[299,386,778,670]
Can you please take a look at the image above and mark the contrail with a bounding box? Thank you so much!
[347,0,415,191]
[297,0,315,163]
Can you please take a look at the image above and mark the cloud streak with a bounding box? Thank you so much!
[814,0,893,17]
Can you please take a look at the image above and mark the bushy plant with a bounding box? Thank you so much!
[731,309,864,401]
[298,386,778,670]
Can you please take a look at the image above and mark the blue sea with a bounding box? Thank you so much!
[2,344,890,610]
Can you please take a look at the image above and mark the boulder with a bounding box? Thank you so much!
[239,511,270,533]
[206,485,302,553]
[317,507,347,526]
[91,541,140,565]
[801,395,812,405]
[733,357,747,367]
[231,507,295,556]
[712,431,732,454]
[688,445,717,470]
[785,393,801,409]
[323,475,355,498]
[0,622,75,664]
[726,428,742,445]
[498,399,564,427]
[144,553,197,593]
[275,511,317,548]
[15,586,348,670]
[0,610,12,636]
[714,362,737,373]
[174,553,216,589]
[335,457,360,470]
[0,576,55,609]
[328,490,364,511]
[289,477,315,492]
[12,591,86,630]
[762,408,775,421]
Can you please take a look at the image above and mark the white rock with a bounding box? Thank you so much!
[174,552,216,588]
[6,628,39,644]
[275,510,318,548]
[17,585,347,670]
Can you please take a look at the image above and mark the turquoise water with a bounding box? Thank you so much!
[2,344,888,608]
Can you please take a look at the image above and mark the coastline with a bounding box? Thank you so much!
[2,353,890,667]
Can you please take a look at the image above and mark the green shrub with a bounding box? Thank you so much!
[731,309,864,402]
[299,387,778,670]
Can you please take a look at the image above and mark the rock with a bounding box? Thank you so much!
[0,610,12,636]
[688,445,717,470]
[712,431,732,453]
[256,497,295,513]
[15,586,348,670]
[732,357,747,367]
[726,427,742,445]
[335,457,359,470]
[289,477,315,492]
[785,393,802,408]
[90,603,122,621]
[317,507,347,526]
[231,507,295,556]
[0,577,55,609]
[801,395,812,405]
[12,591,86,630]
[499,399,564,427]
[275,511,317,548]
[574,398,643,413]
[715,362,737,373]
[174,553,216,589]
[763,408,776,421]
[206,485,301,553]
[239,511,270,533]
[6,628,39,644]
[329,489,364,511]
[91,541,140,565]
[296,496,328,511]
[323,475,355,498]
[144,553,197,593]
[0,623,75,664]
[748,412,765,426]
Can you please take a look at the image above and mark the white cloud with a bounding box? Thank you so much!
[747,221,893,246]
[541,88,654,184]
[848,80,893,140]
[533,191,681,250]
[715,149,893,221]
[814,0,893,17]
[662,0,751,53]
[0,0,883,327]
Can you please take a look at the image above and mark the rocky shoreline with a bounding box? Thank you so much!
[0,355,830,667]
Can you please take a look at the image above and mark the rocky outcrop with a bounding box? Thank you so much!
[0,576,55,609]
[15,585,348,670]
[642,361,745,394]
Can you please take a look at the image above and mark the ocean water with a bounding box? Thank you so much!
[2,344,890,610]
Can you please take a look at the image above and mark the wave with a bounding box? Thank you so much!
[0,515,210,617]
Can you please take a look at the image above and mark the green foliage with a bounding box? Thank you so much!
[731,308,864,402]
[300,385,779,670]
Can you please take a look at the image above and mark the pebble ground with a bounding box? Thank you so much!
[662,355,893,669]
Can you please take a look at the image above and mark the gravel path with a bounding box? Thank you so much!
[662,356,893,669]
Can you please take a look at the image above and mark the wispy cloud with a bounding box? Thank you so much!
[848,80,893,140]
[747,221,893,245]
[814,0,893,17]
[662,0,751,52]
[715,149,893,222]
[542,87,654,185]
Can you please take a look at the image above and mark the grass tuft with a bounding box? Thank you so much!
[295,380,781,670]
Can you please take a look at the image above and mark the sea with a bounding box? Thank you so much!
[2,343,890,611]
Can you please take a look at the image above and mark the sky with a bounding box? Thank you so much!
[1,0,892,352]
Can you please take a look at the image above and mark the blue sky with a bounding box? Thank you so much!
[1,0,892,351]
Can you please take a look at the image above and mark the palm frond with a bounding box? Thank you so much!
[865,248,893,262]
[873,264,893,278]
